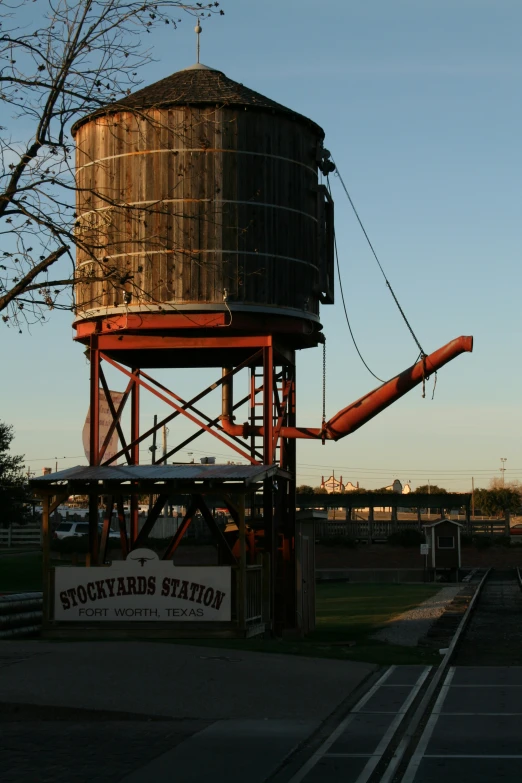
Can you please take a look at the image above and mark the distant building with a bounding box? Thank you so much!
[384,479,403,493]
[344,481,360,492]
[319,475,363,493]
[383,480,411,495]
[321,475,345,493]
[319,476,410,497]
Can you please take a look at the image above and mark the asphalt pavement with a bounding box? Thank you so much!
[0,640,376,782]
[3,642,522,782]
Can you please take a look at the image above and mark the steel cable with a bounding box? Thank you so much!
[328,166,426,360]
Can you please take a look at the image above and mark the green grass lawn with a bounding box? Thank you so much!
[164,582,443,666]
[0,554,442,665]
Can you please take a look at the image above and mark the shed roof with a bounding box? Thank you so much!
[71,64,324,136]
[424,518,464,529]
[30,463,286,495]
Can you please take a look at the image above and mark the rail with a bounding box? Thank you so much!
[378,567,496,782]
[0,592,43,639]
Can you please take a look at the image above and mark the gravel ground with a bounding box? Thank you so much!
[371,586,462,647]
[454,573,522,665]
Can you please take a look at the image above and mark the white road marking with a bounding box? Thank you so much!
[286,667,396,783]
[449,684,522,687]
[349,668,431,783]
[436,712,522,716]
[424,754,522,759]
[401,667,456,782]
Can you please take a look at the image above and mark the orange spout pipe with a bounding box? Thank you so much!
[317,334,473,440]
[221,336,473,442]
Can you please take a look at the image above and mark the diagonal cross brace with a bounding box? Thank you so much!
[194,494,237,566]
[132,494,169,549]
[100,353,260,465]
[98,367,132,465]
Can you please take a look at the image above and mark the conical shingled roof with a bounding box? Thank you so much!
[72,64,324,136]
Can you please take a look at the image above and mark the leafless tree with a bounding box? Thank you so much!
[0,0,223,329]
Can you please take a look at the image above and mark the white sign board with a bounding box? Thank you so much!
[54,549,231,622]
[420,544,430,556]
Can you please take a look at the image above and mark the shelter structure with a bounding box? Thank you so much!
[31,464,285,638]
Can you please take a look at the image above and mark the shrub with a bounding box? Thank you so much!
[387,528,425,547]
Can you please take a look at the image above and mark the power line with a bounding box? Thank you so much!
[24,448,518,477]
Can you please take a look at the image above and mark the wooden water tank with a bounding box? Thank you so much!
[72,64,334,333]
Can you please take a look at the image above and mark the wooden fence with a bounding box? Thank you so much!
[316,518,510,541]
[0,525,42,548]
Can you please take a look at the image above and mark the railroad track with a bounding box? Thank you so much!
[282,568,522,783]
[378,567,522,782]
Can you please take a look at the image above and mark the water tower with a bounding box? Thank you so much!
[69,60,472,632]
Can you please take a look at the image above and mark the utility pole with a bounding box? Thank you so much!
[471,476,475,518]
[427,479,430,520]
[162,425,169,519]
[500,457,507,487]
[332,469,336,521]
[148,415,158,514]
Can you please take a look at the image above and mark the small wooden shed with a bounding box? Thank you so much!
[424,518,462,579]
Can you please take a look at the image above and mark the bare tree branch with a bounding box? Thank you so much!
[0,245,68,313]
[0,0,225,329]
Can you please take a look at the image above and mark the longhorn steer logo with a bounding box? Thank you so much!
[129,555,155,567]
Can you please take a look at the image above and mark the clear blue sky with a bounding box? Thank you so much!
[1,0,520,491]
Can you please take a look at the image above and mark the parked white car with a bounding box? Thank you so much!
[53,522,120,540]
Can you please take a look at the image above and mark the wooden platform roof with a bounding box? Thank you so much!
[30,464,288,496]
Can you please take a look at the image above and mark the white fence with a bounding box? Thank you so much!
[0,525,42,548]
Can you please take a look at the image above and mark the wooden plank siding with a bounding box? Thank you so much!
[74,106,322,320]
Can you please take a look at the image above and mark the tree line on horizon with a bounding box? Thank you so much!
[296,483,522,517]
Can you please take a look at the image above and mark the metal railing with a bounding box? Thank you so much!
[316,518,512,540]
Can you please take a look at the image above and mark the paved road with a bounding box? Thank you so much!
[275,665,430,783]
[4,640,522,782]
[0,640,376,782]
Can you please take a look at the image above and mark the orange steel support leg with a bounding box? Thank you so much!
[283,359,297,631]
[262,343,274,465]
[88,337,100,564]
[130,369,140,545]
[117,497,129,558]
